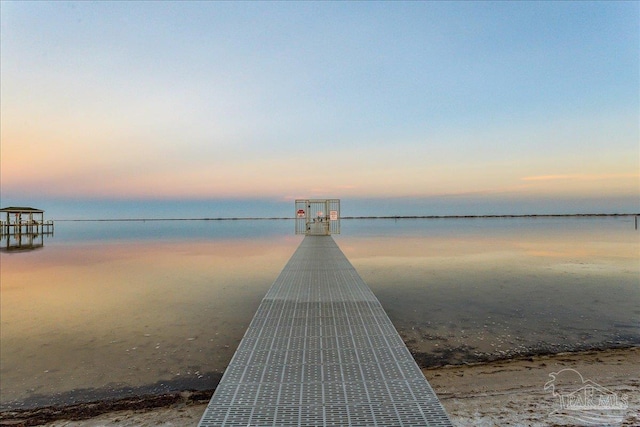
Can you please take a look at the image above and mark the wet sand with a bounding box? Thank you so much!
[426,346,638,426]
[3,347,637,427]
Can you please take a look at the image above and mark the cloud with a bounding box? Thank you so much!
[522,173,638,182]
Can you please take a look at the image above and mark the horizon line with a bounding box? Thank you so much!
[52,213,640,222]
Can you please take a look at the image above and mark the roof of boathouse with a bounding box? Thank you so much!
[0,207,45,213]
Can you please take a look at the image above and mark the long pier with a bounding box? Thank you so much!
[199,235,452,426]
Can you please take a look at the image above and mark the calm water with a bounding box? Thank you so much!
[1,217,638,410]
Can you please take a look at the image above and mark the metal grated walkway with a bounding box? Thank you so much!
[198,235,453,427]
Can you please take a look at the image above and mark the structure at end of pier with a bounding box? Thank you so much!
[295,199,340,236]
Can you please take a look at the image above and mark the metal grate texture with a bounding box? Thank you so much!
[199,236,452,426]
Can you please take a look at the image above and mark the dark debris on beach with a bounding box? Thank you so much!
[0,390,212,427]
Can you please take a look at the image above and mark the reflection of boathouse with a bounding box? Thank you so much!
[0,207,54,252]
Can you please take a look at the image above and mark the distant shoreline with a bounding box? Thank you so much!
[53,213,639,222]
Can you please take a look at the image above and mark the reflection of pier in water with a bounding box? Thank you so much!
[0,207,54,252]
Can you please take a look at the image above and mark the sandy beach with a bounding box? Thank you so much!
[426,347,638,426]
[2,347,636,427]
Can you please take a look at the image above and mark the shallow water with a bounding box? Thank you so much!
[338,217,639,365]
[1,217,638,410]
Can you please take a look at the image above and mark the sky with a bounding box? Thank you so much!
[1,1,638,218]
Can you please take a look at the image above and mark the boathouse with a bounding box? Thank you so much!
[0,206,54,236]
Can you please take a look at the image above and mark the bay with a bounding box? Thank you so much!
[1,216,638,410]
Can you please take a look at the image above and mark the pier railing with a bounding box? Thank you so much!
[0,220,54,236]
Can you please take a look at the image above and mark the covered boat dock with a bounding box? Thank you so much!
[0,207,53,236]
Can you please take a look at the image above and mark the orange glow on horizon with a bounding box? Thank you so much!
[2,121,638,201]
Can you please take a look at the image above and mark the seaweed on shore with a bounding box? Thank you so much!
[410,342,639,368]
[0,390,213,427]
[0,373,222,427]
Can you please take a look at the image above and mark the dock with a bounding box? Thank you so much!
[0,206,54,252]
[0,206,54,236]
[198,235,452,426]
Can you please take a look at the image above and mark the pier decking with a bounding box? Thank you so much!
[199,235,452,426]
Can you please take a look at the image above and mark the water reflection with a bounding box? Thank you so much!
[49,219,293,243]
[0,217,638,410]
[336,217,639,364]
[1,232,52,253]
[0,234,300,409]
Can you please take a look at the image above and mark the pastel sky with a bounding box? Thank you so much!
[1,1,638,218]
